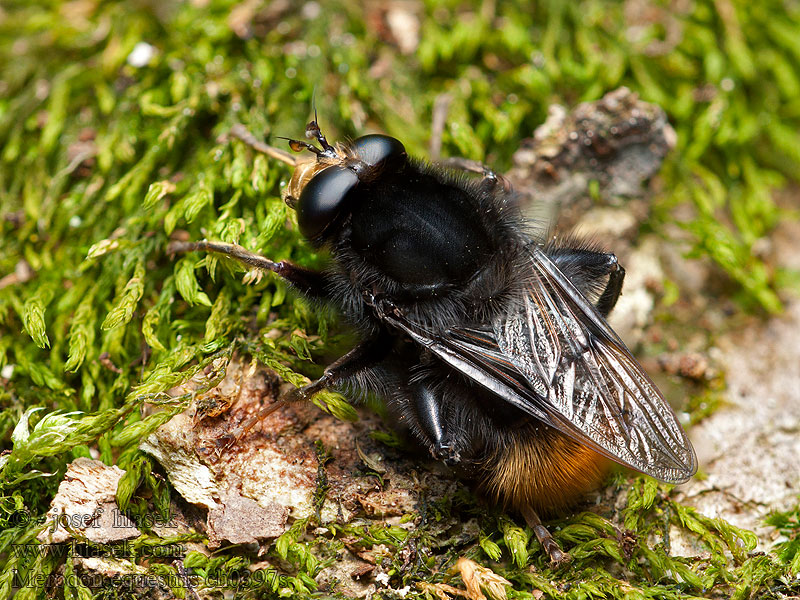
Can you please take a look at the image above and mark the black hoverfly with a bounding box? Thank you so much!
[170,119,697,563]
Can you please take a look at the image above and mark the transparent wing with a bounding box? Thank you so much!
[383,245,697,483]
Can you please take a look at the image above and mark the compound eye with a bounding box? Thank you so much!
[296,165,359,241]
[351,134,406,168]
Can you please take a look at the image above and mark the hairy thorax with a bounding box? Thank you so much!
[327,166,529,334]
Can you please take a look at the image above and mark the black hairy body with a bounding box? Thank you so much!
[326,159,526,336]
[171,123,696,562]
[322,160,606,507]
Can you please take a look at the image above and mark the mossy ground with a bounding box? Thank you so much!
[1,0,800,598]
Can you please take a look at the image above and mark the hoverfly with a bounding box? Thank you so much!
[170,118,696,562]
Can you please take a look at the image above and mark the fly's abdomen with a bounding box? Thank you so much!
[479,425,609,516]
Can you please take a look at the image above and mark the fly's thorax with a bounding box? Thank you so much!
[347,168,497,288]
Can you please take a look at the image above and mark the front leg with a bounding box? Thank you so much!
[168,240,331,300]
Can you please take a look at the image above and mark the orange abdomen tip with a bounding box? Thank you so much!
[479,427,610,516]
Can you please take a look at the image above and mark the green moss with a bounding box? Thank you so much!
[2,0,800,597]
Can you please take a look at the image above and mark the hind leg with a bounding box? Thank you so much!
[520,505,570,565]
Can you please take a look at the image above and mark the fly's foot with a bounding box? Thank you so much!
[362,290,401,320]
[197,397,296,461]
[195,432,238,463]
[541,535,571,566]
[214,432,238,454]
[432,441,461,466]
[282,374,332,405]
[520,505,571,566]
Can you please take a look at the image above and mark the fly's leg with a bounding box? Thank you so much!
[428,93,512,194]
[438,157,513,195]
[520,505,570,566]
[170,239,346,455]
[429,93,452,161]
[595,256,625,317]
[215,332,394,452]
[438,157,496,178]
[410,382,461,464]
[547,247,626,317]
[284,331,394,403]
[364,294,466,464]
[167,240,332,300]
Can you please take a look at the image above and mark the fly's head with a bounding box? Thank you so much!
[279,120,407,245]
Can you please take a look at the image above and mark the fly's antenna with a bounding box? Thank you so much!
[229,114,338,162]
[311,86,319,126]
[306,121,335,155]
[308,88,332,150]
[305,96,335,156]
[276,96,339,160]
[276,136,326,156]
